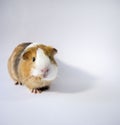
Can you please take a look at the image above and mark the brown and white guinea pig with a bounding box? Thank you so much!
[8,42,58,93]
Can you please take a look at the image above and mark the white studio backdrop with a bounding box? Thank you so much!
[0,0,120,125]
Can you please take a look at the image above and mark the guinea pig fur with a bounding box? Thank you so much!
[8,42,58,93]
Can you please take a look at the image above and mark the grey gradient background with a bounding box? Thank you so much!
[0,0,120,125]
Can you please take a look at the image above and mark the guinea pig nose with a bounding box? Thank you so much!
[41,68,49,73]
[41,68,49,78]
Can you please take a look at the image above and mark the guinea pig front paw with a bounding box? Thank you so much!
[15,82,23,86]
[31,86,50,94]
[31,88,42,94]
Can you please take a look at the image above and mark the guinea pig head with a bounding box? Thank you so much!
[22,45,58,81]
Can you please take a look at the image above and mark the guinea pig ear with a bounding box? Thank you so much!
[46,46,57,56]
[52,48,57,55]
[48,47,57,56]
[22,51,31,60]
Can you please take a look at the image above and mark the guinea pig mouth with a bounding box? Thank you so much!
[42,72,48,78]
[41,68,49,78]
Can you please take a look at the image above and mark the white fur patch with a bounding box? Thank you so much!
[25,42,39,50]
[43,64,58,81]
[31,48,50,76]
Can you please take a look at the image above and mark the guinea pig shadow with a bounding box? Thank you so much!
[50,59,95,93]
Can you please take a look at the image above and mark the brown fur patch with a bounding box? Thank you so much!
[19,48,37,80]
[8,42,31,81]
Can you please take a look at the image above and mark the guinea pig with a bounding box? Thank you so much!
[8,42,58,93]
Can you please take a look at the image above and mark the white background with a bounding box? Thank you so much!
[0,0,120,125]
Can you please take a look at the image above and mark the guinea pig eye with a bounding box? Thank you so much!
[32,57,36,62]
